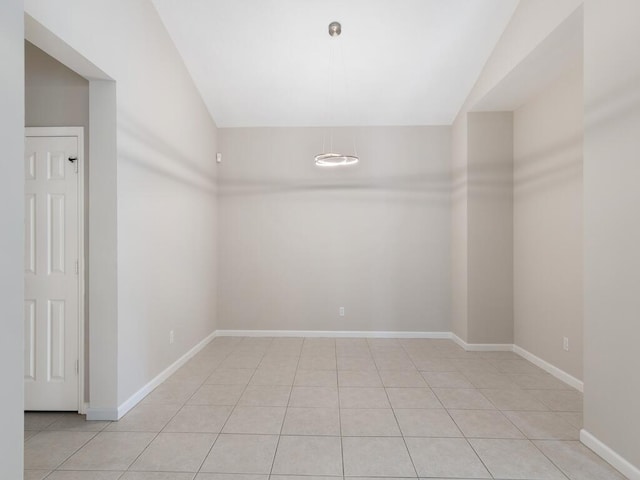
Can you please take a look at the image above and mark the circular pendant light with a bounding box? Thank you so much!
[315,21,359,168]
[314,153,359,167]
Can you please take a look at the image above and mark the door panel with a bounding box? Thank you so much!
[24,135,79,411]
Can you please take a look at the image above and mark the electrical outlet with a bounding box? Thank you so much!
[169,330,175,344]
[563,337,569,351]
[339,307,345,317]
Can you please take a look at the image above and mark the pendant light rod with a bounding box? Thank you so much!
[315,21,359,168]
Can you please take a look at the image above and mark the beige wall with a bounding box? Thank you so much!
[0,0,24,476]
[451,0,582,345]
[217,126,451,333]
[467,112,514,344]
[583,0,640,472]
[514,64,583,380]
[24,40,92,400]
[25,0,220,412]
[451,117,468,340]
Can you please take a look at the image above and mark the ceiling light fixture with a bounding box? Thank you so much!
[314,21,359,168]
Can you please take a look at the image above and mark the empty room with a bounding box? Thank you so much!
[1,0,639,479]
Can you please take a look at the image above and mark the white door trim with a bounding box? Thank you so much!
[25,126,86,414]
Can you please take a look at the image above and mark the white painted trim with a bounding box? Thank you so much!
[580,429,640,480]
[25,127,86,414]
[450,334,583,391]
[85,407,118,421]
[451,334,513,352]
[513,344,584,392]
[214,330,452,339]
[116,330,218,419]
[87,330,217,421]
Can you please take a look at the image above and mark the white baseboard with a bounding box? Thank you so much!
[86,330,217,421]
[214,329,451,339]
[449,335,583,392]
[512,344,584,392]
[581,429,640,480]
[451,334,513,352]
[86,407,118,421]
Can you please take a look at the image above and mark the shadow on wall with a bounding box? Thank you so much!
[216,172,451,200]
[514,132,583,196]
[450,132,583,199]
[585,74,640,131]
[117,111,216,193]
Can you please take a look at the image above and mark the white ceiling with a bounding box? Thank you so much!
[152,0,519,127]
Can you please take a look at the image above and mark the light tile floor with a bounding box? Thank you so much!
[24,337,627,479]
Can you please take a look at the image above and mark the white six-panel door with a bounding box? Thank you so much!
[24,133,80,411]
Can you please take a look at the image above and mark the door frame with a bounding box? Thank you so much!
[25,126,86,414]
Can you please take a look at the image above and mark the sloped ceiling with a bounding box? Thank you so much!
[152,0,519,127]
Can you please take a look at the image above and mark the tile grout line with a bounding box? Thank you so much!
[196,336,274,475]
[336,339,345,478]
[121,341,240,475]
[376,339,418,478]
[269,337,304,477]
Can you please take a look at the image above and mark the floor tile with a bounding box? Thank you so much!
[288,386,339,408]
[503,411,580,440]
[142,381,201,405]
[412,357,458,372]
[534,440,626,479]
[238,385,291,406]
[338,370,383,387]
[249,368,296,386]
[205,369,255,385]
[294,369,337,387]
[386,388,443,409]
[258,355,300,369]
[337,356,377,371]
[281,407,340,436]
[481,388,549,411]
[422,372,474,388]
[508,373,572,390]
[394,409,462,437]
[469,438,565,479]
[491,359,543,374]
[374,356,415,371]
[432,388,495,410]
[196,474,266,480]
[200,434,278,474]
[342,436,416,477]
[24,431,97,470]
[465,371,520,389]
[271,476,339,480]
[222,406,285,434]
[44,472,124,480]
[405,437,490,478]
[298,355,337,370]
[220,355,263,369]
[163,405,232,433]
[529,389,584,412]
[339,387,390,408]
[379,370,427,387]
[556,412,583,429]
[60,431,156,471]
[130,432,216,472]
[46,414,110,432]
[341,408,401,436]
[188,385,245,406]
[25,412,64,431]
[106,404,181,432]
[272,435,342,476]
[121,473,195,480]
[449,409,524,439]
[23,470,51,480]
